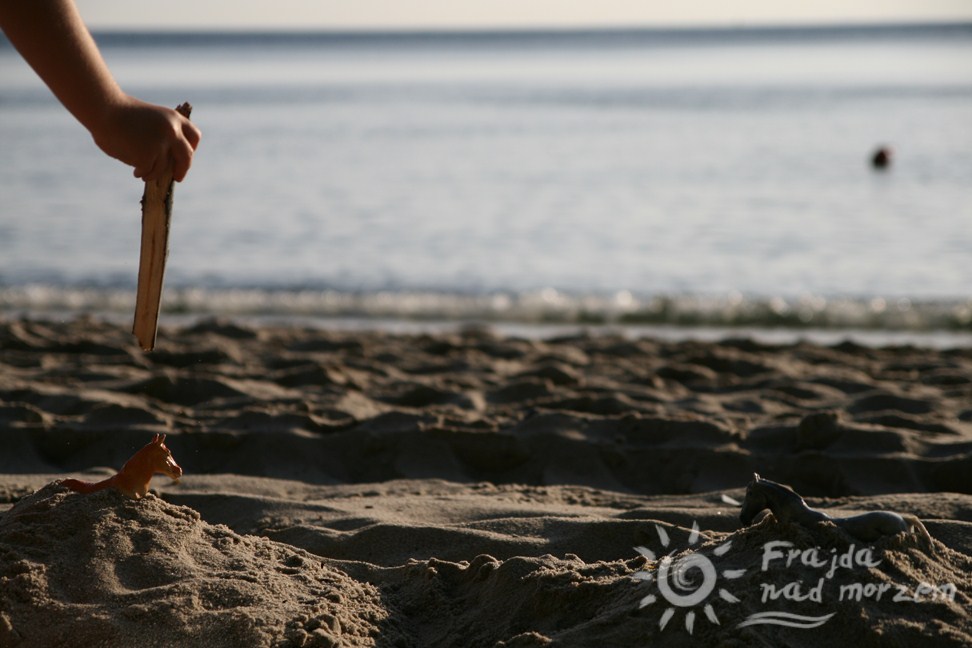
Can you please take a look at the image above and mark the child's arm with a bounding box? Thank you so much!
[0,0,201,181]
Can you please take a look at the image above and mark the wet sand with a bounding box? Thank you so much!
[1,317,970,646]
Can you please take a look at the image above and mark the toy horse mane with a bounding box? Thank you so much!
[749,473,797,495]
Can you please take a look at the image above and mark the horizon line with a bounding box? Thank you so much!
[82,18,972,36]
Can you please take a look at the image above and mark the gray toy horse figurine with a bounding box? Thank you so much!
[740,473,933,551]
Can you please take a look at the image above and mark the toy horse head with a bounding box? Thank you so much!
[740,472,768,525]
[740,473,808,526]
[124,433,182,483]
[150,433,182,481]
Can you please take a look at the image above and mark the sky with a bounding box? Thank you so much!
[78,0,972,31]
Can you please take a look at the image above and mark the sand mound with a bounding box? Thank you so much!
[0,483,394,648]
[5,481,969,647]
[349,518,972,647]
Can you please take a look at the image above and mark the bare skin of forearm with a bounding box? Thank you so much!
[0,0,201,181]
[0,0,124,136]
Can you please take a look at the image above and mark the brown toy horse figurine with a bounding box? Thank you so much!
[61,433,183,499]
[740,473,932,551]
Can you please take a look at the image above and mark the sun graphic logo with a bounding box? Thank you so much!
[632,521,746,634]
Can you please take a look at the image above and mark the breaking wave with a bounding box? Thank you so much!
[2,284,970,334]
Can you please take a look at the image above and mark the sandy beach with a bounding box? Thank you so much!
[1,317,970,646]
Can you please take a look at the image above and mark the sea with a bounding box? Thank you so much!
[1,24,971,341]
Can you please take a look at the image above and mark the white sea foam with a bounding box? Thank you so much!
[2,284,970,336]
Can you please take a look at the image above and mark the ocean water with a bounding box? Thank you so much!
[1,24,971,330]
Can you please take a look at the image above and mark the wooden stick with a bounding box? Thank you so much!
[132,102,192,351]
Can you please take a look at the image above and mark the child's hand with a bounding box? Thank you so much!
[1,1,202,182]
[91,96,202,182]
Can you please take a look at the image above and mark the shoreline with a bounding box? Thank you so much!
[4,309,972,350]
